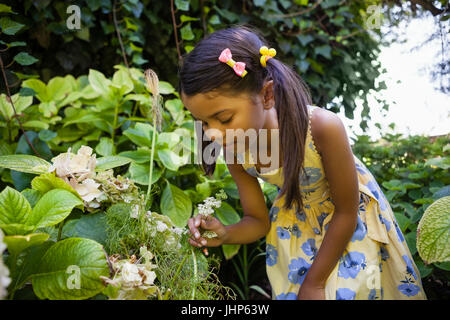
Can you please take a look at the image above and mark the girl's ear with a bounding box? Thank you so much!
[261,80,275,110]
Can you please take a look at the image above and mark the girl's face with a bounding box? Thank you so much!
[181,81,275,152]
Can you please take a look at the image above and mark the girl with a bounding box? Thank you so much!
[178,25,426,300]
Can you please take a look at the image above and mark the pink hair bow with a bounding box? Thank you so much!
[218,48,248,78]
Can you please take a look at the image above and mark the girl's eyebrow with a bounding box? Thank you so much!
[192,109,230,121]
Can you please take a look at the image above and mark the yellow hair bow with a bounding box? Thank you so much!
[259,46,277,67]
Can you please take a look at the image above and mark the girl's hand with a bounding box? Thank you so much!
[187,215,227,249]
[297,282,326,300]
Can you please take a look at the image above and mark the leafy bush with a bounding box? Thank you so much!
[352,132,450,299]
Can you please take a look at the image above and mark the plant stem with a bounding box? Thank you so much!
[169,252,188,290]
[0,54,41,157]
[190,247,198,300]
[145,117,157,209]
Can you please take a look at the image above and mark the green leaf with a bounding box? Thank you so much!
[315,45,332,59]
[165,99,185,125]
[62,213,107,246]
[425,157,450,170]
[128,162,161,185]
[159,81,175,95]
[27,189,84,229]
[31,173,81,199]
[8,241,54,294]
[180,15,200,23]
[393,212,410,232]
[22,79,49,102]
[0,186,31,227]
[215,201,241,226]
[175,0,190,11]
[47,76,72,103]
[417,196,450,264]
[31,238,110,300]
[160,181,192,228]
[0,4,14,13]
[14,52,39,66]
[0,155,51,174]
[88,69,112,95]
[180,23,195,41]
[123,123,155,147]
[21,188,42,207]
[112,69,133,95]
[0,17,24,35]
[0,93,33,120]
[95,137,115,156]
[95,156,132,171]
[222,244,241,260]
[119,148,151,163]
[157,148,188,171]
[3,233,49,257]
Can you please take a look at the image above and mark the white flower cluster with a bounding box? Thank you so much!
[48,146,104,208]
[48,146,140,210]
[147,211,186,250]
[100,246,159,300]
[196,189,228,239]
[0,229,11,300]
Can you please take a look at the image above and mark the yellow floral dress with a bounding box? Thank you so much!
[237,105,427,300]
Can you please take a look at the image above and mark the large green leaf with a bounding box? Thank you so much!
[123,123,155,148]
[95,156,132,171]
[8,241,54,294]
[88,69,112,95]
[27,189,84,230]
[0,186,31,227]
[157,148,188,171]
[112,69,133,95]
[62,213,107,245]
[128,162,162,185]
[417,196,450,264]
[31,173,81,199]
[222,244,241,260]
[0,155,51,174]
[3,233,49,257]
[215,201,241,226]
[31,238,110,300]
[160,181,192,228]
[119,147,151,163]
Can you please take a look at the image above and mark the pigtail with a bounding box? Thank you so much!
[265,58,312,212]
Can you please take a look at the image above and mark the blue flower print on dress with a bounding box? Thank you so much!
[368,289,379,300]
[288,257,311,285]
[380,245,390,261]
[338,251,367,279]
[299,167,322,186]
[378,213,391,232]
[301,239,318,261]
[291,224,302,238]
[266,244,278,267]
[276,292,297,300]
[336,288,356,300]
[366,180,387,211]
[317,212,329,229]
[313,228,321,235]
[277,226,291,239]
[402,255,418,280]
[398,282,420,297]
[394,221,405,242]
[350,215,367,242]
[296,209,307,222]
[355,162,368,175]
[269,206,279,222]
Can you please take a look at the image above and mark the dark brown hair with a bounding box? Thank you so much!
[177,24,312,212]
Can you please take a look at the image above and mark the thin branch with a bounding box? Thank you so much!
[170,0,182,61]
[408,0,446,16]
[113,0,129,69]
[0,54,42,157]
[268,0,323,19]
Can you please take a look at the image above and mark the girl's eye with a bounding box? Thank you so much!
[221,117,233,124]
